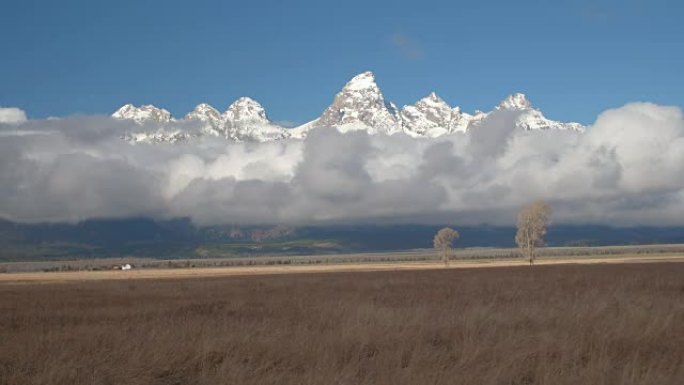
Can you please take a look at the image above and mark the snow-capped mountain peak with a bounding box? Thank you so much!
[416,92,450,109]
[223,97,269,125]
[401,92,455,137]
[498,93,533,110]
[304,71,402,135]
[112,72,586,143]
[343,71,378,91]
[486,93,584,132]
[513,108,585,132]
[186,103,221,122]
[112,104,173,124]
[221,97,289,142]
[112,104,190,144]
[185,103,226,137]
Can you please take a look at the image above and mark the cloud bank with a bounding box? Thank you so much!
[1,102,683,227]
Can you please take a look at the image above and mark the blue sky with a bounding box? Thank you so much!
[1,0,681,125]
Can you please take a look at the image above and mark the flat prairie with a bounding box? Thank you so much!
[2,261,684,384]
[2,253,684,284]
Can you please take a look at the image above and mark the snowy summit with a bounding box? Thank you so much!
[112,71,585,143]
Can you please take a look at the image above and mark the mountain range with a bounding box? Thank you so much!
[112,71,585,143]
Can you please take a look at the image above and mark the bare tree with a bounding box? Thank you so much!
[515,201,552,266]
[433,227,459,266]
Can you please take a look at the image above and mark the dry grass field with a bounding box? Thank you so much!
[3,254,684,284]
[5,244,684,275]
[2,262,684,385]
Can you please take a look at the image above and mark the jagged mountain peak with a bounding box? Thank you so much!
[112,104,172,124]
[221,97,289,142]
[343,71,378,91]
[480,93,584,132]
[416,92,450,108]
[224,97,269,124]
[113,103,135,112]
[192,103,218,112]
[498,93,533,110]
[184,103,225,137]
[229,96,263,108]
[402,92,474,137]
[113,72,586,142]
[305,71,402,135]
[186,103,220,119]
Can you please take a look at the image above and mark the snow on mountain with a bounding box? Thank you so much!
[113,98,289,143]
[112,104,193,143]
[223,97,270,126]
[401,92,482,138]
[494,93,585,132]
[295,71,403,137]
[121,130,197,144]
[288,120,316,139]
[514,108,585,131]
[223,97,289,142]
[185,103,225,137]
[112,104,173,125]
[497,93,533,110]
[293,73,583,139]
[401,92,453,138]
[454,108,487,132]
[112,72,585,143]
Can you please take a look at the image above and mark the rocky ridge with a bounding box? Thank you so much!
[112,72,585,143]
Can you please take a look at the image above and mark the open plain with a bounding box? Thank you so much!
[2,252,684,284]
[2,258,684,384]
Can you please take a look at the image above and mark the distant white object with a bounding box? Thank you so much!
[121,264,132,270]
[0,107,27,124]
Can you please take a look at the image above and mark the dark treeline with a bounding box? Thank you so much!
[2,217,684,260]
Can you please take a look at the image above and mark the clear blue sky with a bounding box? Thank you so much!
[1,0,681,125]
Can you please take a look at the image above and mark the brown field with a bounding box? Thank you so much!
[5,243,684,275]
[2,262,684,385]
[2,253,684,284]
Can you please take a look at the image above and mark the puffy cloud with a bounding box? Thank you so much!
[1,102,683,226]
[0,107,27,124]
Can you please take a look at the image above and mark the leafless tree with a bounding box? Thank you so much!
[433,227,459,266]
[515,201,552,266]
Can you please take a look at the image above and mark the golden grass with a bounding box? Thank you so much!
[2,262,684,384]
[2,254,684,284]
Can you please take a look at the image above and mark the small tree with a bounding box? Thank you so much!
[433,227,459,266]
[515,201,552,266]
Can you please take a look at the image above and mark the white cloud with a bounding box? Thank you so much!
[0,107,27,124]
[1,102,683,226]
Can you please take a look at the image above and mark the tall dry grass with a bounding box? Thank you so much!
[1,263,684,384]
